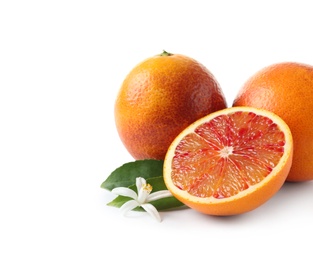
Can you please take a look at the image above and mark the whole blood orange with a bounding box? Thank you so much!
[163,107,293,216]
[114,51,227,160]
[233,62,313,182]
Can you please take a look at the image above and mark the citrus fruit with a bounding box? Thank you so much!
[233,62,313,182]
[114,51,227,160]
[163,106,293,216]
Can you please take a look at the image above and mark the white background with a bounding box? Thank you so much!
[1,0,313,259]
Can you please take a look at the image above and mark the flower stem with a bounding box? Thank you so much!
[159,50,173,56]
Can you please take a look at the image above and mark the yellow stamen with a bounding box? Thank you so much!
[143,183,153,193]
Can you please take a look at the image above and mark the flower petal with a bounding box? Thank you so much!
[111,187,138,200]
[146,190,172,202]
[136,177,146,192]
[120,200,140,216]
[137,188,149,204]
[141,203,162,222]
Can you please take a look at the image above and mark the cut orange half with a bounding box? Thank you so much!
[163,106,293,216]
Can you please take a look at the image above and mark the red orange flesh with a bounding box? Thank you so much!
[164,107,293,215]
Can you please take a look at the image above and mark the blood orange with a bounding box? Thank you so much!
[163,107,293,215]
[114,51,227,160]
[233,62,313,182]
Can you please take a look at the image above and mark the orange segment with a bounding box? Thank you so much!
[163,106,293,216]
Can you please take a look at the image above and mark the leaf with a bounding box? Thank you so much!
[101,159,164,191]
[107,176,185,211]
[101,159,186,211]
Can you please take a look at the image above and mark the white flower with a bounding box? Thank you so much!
[111,177,173,222]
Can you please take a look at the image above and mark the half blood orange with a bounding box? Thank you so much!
[163,106,293,215]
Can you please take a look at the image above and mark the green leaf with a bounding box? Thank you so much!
[107,176,185,211]
[101,159,164,191]
[101,159,186,211]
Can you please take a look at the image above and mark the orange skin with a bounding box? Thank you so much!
[115,51,227,160]
[233,62,313,182]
